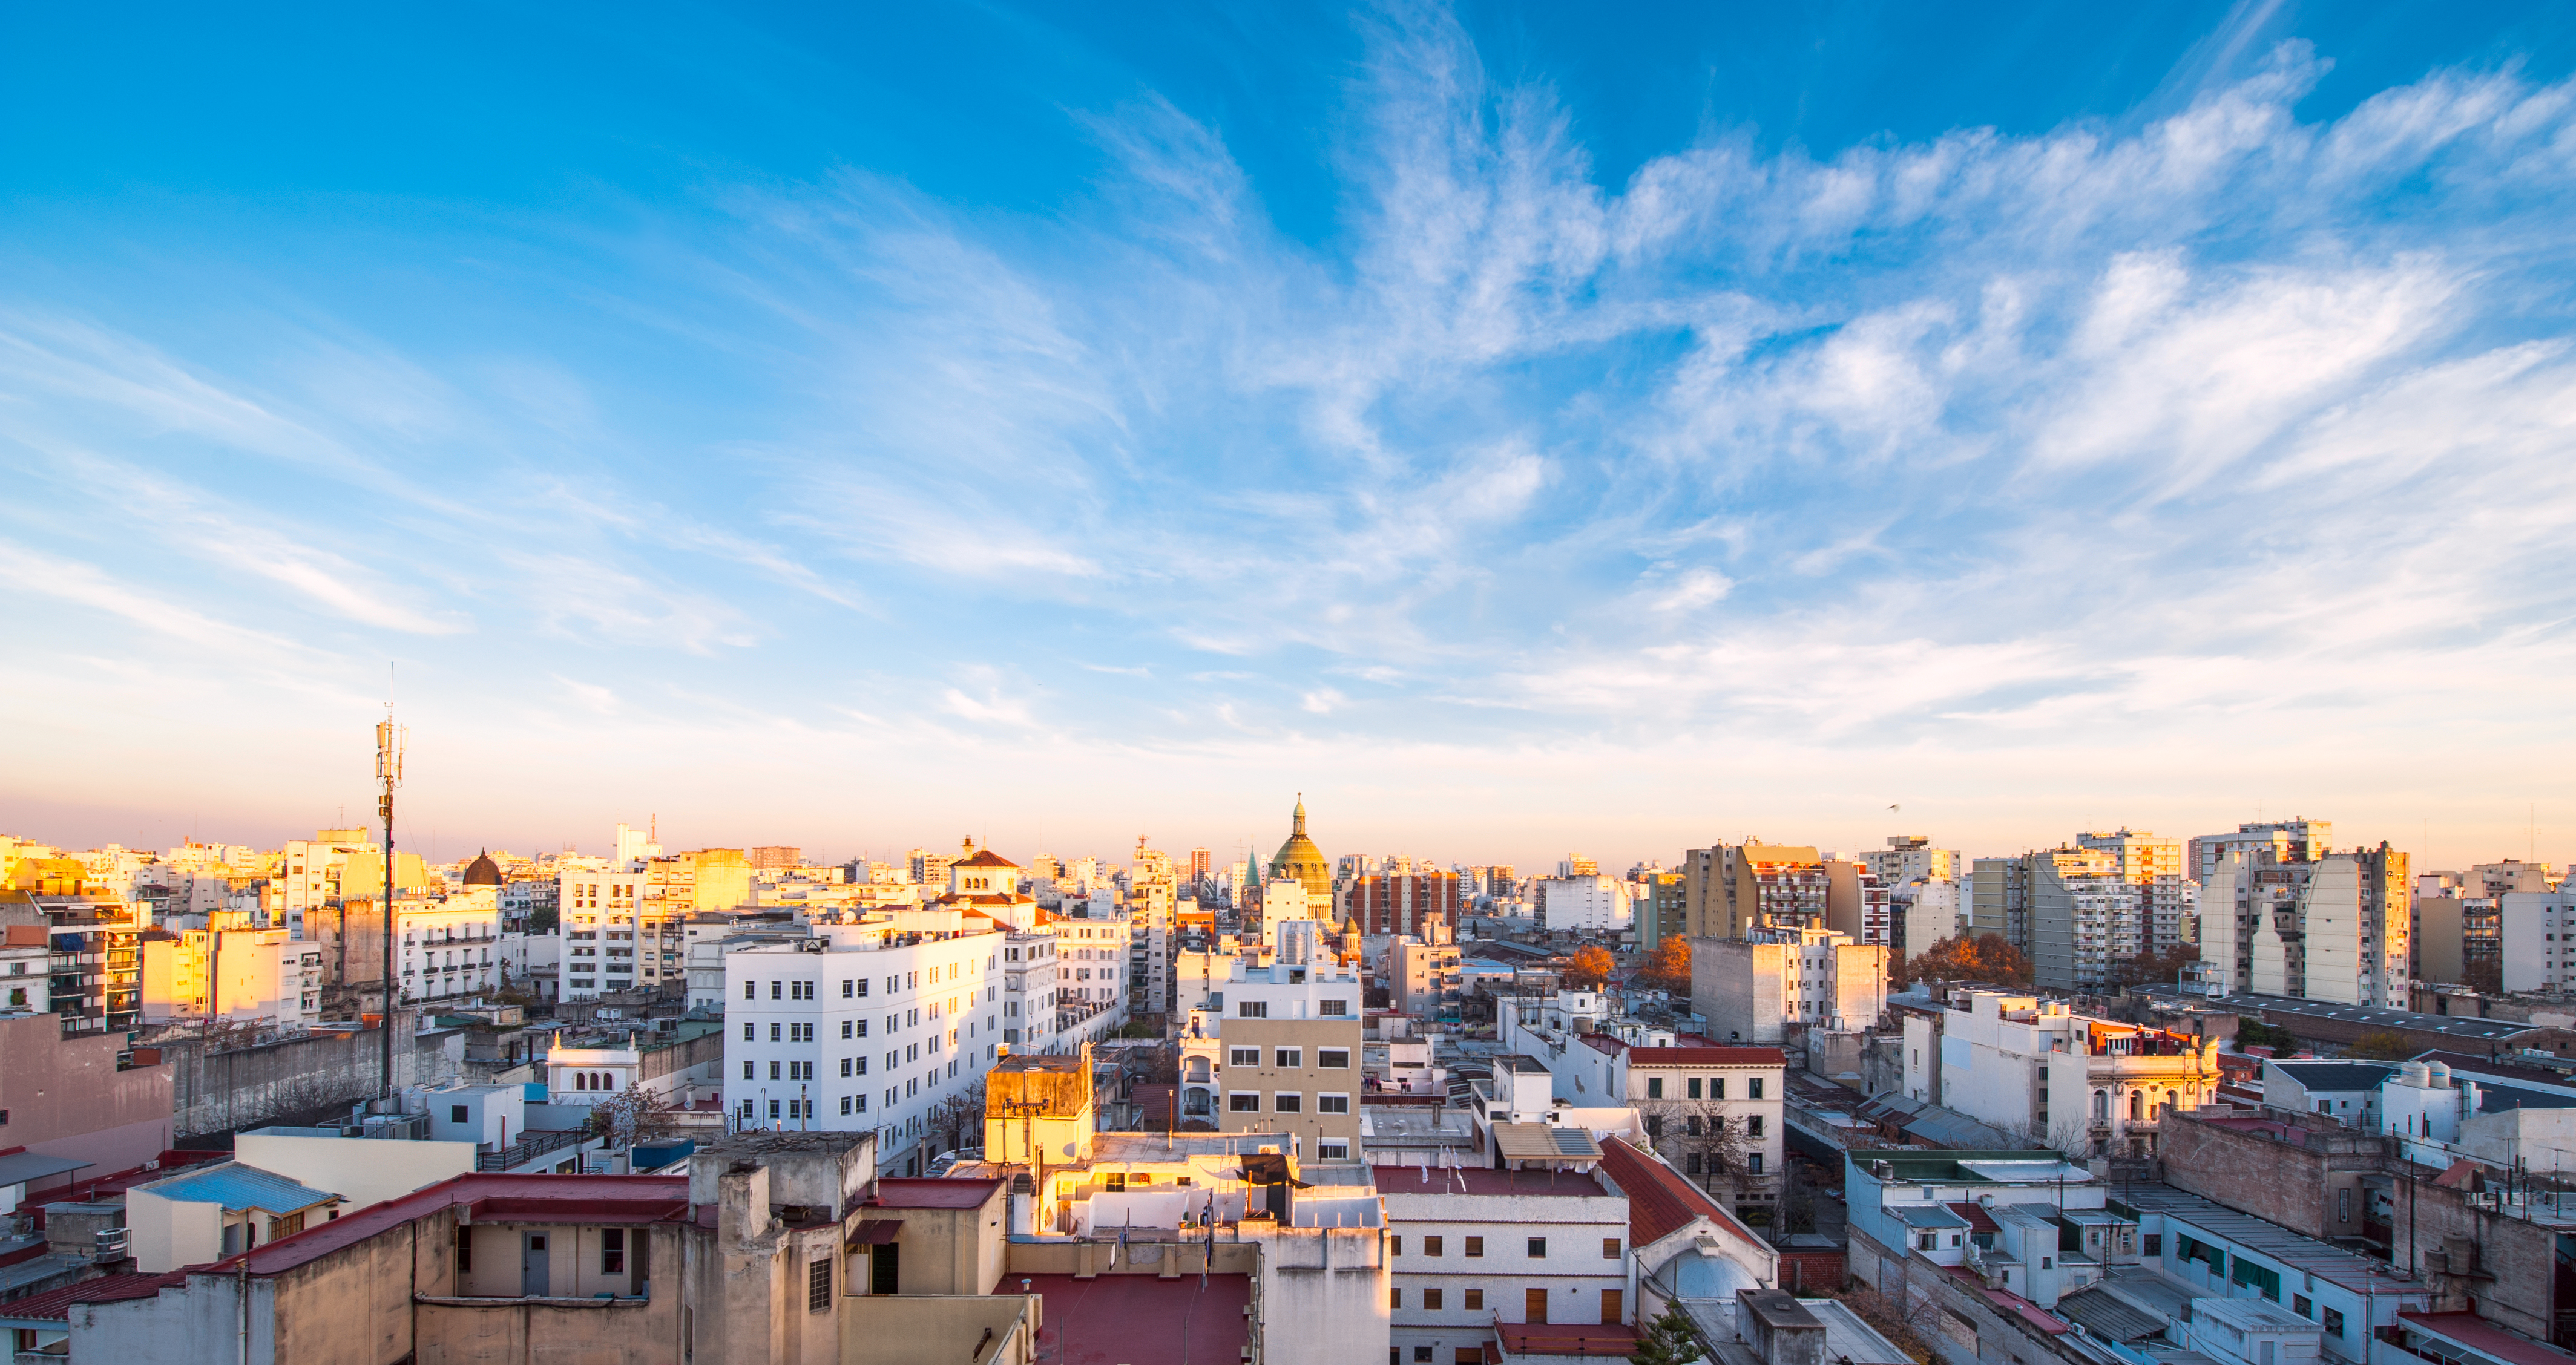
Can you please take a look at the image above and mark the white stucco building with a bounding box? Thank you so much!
[1900,992,2222,1157]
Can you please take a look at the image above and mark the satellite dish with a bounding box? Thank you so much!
[1061,1142,1077,1158]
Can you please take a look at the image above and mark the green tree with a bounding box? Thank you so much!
[1630,1304,1703,1365]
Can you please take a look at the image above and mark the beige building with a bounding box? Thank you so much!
[1212,944,1364,1161]
[1389,935,1462,1018]
[1693,928,1887,1045]
[2203,843,2410,1007]
[140,925,323,1028]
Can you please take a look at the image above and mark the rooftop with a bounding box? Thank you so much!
[2112,1183,2425,1295]
[136,1160,340,1214]
[2267,1061,2398,1091]
[2193,1297,2322,1332]
[2400,1312,2576,1365]
[2213,992,2534,1042]
[220,1174,691,1277]
[1853,1150,2088,1184]
[1595,1134,1765,1248]
[1496,1321,1641,1358]
[1381,1166,1615,1200]
[867,1177,1004,1210]
[1008,1271,1250,1365]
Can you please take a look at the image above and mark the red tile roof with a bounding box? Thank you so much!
[1007,1271,1250,1365]
[1947,1201,2002,1234]
[867,1177,1004,1209]
[2402,1312,2576,1365]
[952,850,1020,869]
[0,1272,185,1321]
[1594,1135,1765,1249]
[1496,1322,1641,1358]
[1573,1033,1787,1065]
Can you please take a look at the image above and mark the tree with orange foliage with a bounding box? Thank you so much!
[1893,933,2031,989]
[1636,937,1691,995]
[1563,944,1616,989]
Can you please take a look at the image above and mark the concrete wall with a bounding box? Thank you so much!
[0,1012,174,1188]
[159,1012,465,1138]
[1695,937,1786,1044]
[126,1185,223,1273]
[842,1296,1037,1365]
[235,1131,476,1211]
[69,1274,278,1365]
[2156,1110,2385,1245]
[1249,1223,1389,1365]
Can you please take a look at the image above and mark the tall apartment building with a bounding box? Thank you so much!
[1861,836,1960,889]
[1342,869,1462,938]
[1390,935,1463,1017]
[2201,843,2410,1007]
[1681,844,1831,940]
[1214,928,1364,1161]
[2188,819,2331,883]
[394,889,504,1003]
[1634,871,1687,952]
[721,910,1005,1176]
[745,845,800,871]
[1532,873,1634,933]
[2499,885,2576,993]
[2028,847,2131,992]
[556,846,752,998]
[1968,856,2031,949]
[1693,928,1888,1044]
[275,828,375,936]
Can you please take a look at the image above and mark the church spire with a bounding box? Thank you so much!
[1292,793,1307,837]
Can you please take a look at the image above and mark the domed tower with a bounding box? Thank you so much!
[462,849,504,886]
[1267,794,1331,902]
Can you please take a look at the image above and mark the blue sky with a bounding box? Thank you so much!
[5,1,2575,870]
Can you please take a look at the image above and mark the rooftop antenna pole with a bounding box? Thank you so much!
[376,673,406,1099]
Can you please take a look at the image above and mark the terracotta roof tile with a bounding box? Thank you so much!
[1594,1134,1765,1249]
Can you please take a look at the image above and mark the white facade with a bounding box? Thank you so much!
[1383,1171,1629,1358]
[1900,992,2222,1157]
[721,917,1006,1176]
[1,943,52,1015]
[277,831,374,937]
[999,927,1063,1052]
[2500,887,2576,993]
[395,891,502,1004]
[1534,874,1634,932]
[140,928,323,1029]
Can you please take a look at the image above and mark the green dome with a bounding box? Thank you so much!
[1267,794,1331,902]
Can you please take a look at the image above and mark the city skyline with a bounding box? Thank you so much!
[5,4,2575,866]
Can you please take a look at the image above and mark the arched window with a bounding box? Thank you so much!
[2129,1091,2143,1122]
[2092,1090,2109,1121]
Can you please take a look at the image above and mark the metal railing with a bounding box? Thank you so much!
[476,1128,587,1171]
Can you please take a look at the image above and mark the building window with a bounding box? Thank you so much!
[1239,1001,1267,1018]
[602,1229,625,1274]
[1232,1047,1261,1067]
[1464,1288,1484,1311]
[809,1257,832,1312]
[1748,1154,1763,1174]
[1424,1287,1444,1310]
[1319,1049,1350,1069]
[1687,1078,1702,1099]
[1275,1092,1303,1113]
[1526,1237,1546,1258]
[743,1062,755,1079]
[1390,1288,1402,1309]
[1275,1049,1303,1069]
[1603,1238,1621,1259]
[2324,1308,2347,1338]
[2294,1294,2313,1319]
[1319,1094,1350,1114]
[1748,1078,1763,1099]
[1229,1093,1261,1112]
[1320,998,1349,1016]
[1464,1237,1483,1257]
[1710,1078,1725,1099]
[455,1225,472,1274]
[2143,1234,2161,1256]
[744,1023,756,1041]
[1646,1077,1663,1099]
[1747,1116,1764,1138]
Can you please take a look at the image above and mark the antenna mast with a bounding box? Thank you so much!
[376,699,406,1096]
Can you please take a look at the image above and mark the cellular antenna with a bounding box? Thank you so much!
[375,685,406,1098]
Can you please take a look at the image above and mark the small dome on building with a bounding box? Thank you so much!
[462,849,504,886]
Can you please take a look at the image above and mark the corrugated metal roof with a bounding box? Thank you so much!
[2057,1285,2167,1343]
[0,1151,93,1185]
[140,1161,339,1214]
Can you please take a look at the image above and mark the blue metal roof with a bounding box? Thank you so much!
[143,1162,339,1213]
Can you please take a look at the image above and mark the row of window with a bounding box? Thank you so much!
[741,964,981,1003]
[1388,1236,1617,1259]
[1227,1047,1350,1069]
[1641,1075,1763,1100]
[1226,1092,1352,1113]
[1235,998,1350,1017]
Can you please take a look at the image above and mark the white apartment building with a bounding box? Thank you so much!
[722,912,1006,1176]
[1693,928,1887,1045]
[557,863,645,997]
[1533,874,1634,933]
[2189,819,2333,883]
[1383,1164,1631,1358]
[1895,880,1960,961]
[277,830,375,936]
[2500,886,2576,993]
[395,890,502,1004]
[2,938,53,1015]
[1900,992,2223,1157]
[999,926,1063,1052]
[139,927,323,1029]
[1862,836,1961,891]
[2201,844,2410,1007]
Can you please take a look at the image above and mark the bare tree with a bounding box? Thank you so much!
[590,1081,678,1148]
[925,1079,990,1158]
[1641,1098,1763,1207]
